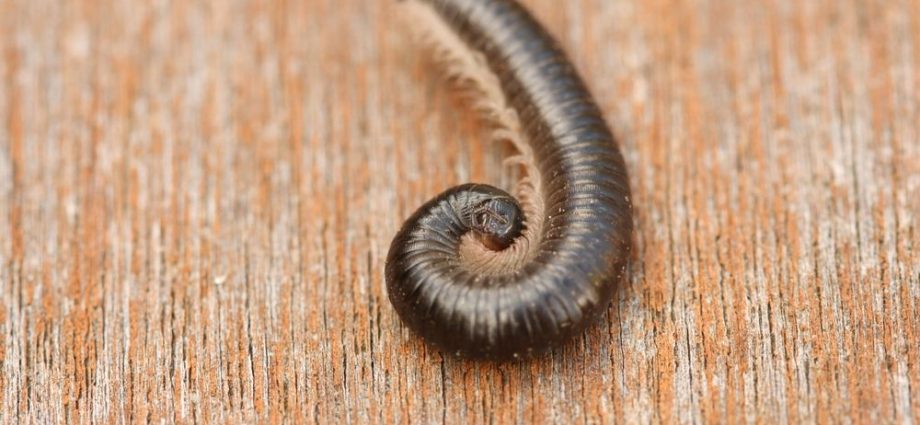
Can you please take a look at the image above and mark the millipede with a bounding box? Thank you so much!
[386,0,633,359]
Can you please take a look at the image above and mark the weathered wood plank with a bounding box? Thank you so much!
[1,0,918,423]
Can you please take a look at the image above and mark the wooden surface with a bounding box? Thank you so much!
[1,0,919,423]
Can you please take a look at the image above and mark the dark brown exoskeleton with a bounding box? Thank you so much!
[386,0,633,359]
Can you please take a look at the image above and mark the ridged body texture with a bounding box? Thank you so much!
[386,0,633,359]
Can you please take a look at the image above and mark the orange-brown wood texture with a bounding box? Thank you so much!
[1,0,919,423]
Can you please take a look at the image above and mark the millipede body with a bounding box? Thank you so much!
[386,0,633,359]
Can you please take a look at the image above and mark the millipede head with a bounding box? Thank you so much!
[470,196,524,251]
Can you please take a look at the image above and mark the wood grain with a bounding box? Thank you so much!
[1,0,918,423]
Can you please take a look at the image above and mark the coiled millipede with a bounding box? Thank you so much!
[386,0,633,359]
